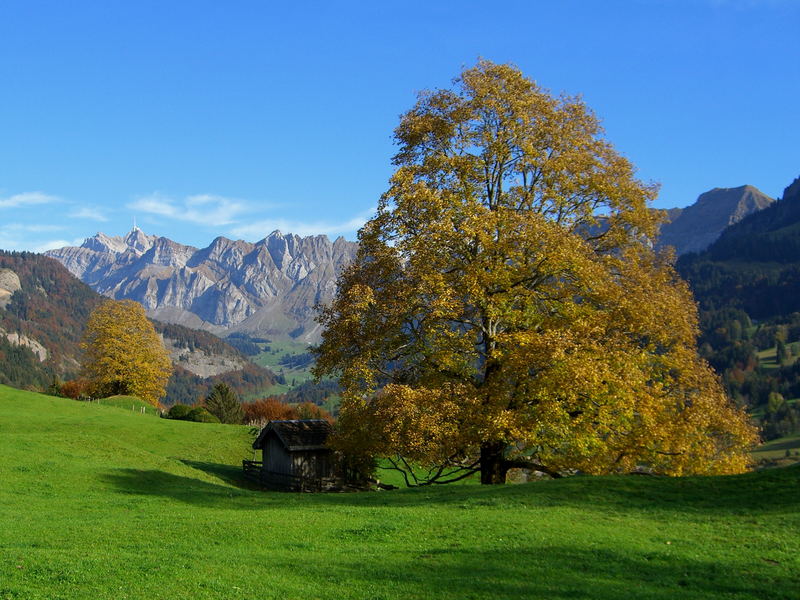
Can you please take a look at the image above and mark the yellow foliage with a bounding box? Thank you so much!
[315,61,758,484]
[81,299,172,407]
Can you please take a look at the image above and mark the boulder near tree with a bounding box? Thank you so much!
[314,60,758,485]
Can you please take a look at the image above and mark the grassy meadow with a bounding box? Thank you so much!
[89,395,161,417]
[253,339,316,395]
[1,384,798,599]
[752,433,800,464]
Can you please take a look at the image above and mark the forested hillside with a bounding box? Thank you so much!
[678,176,800,439]
[0,251,102,388]
[165,363,278,405]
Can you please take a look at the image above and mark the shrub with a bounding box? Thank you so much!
[167,403,193,420]
[60,378,92,400]
[242,398,299,425]
[296,401,334,423]
[186,407,220,423]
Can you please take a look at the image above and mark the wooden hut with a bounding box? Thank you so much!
[244,419,336,491]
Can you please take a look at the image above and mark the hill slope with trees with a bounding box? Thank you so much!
[677,175,800,439]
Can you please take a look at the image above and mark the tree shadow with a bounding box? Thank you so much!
[101,461,800,519]
[541,465,800,517]
[756,438,800,453]
[93,467,799,598]
[294,544,798,599]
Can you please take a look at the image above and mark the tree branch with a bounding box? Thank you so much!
[502,458,562,479]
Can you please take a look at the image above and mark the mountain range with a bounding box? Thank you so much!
[46,230,358,343]
[0,250,277,403]
[43,184,773,343]
[6,176,799,423]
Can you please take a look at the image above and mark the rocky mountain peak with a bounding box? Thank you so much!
[141,237,197,268]
[81,232,125,254]
[657,184,775,255]
[123,227,156,254]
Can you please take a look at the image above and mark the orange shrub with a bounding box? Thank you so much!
[60,378,92,400]
[242,398,299,426]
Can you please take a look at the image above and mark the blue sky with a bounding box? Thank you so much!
[0,0,798,251]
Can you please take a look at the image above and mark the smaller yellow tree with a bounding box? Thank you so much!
[82,299,172,406]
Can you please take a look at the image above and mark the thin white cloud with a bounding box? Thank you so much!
[70,206,109,222]
[0,234,84,253]
[2,223,65,233]
[128,193,248,226]
[229,208,374,240]
[32,238,85,253]
[0,192,60,209]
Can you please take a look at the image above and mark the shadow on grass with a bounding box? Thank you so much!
[274,463,800,516]
[178,459,259,489]
[101,460,800,519]
[101,469,268,509]
[94,467,799,599]
[296,544,799,600]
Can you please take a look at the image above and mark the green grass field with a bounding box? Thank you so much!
[752,433,800,463]
[755,345,800,370]
[1,384,798,599]
[92,394,161,416]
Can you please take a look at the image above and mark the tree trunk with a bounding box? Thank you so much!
[480,441,508,484]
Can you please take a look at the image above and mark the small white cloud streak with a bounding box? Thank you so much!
[128,193,248,226]
[0,220,75,252]
[0,233,84,253]
[228,208,374,240]
[0,192,60,209]
[2,223,65,233]
[70,206,109,222]
[33,238,85,252]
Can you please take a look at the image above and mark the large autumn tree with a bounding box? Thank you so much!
[314,60,758,485]
[82,299,172,406]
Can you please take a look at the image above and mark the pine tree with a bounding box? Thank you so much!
[204,382,243,424]
[777,339,790,365]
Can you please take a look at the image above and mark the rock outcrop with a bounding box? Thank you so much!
[47,228,358,342]
[0,268,21,309]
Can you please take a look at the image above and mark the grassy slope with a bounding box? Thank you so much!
[252,339,316,395]
[755,345,800,371]
[752,433,800,462]
[1,385,799,600]
[93,395,161,417]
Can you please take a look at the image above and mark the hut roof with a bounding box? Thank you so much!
[252,419,332,451]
